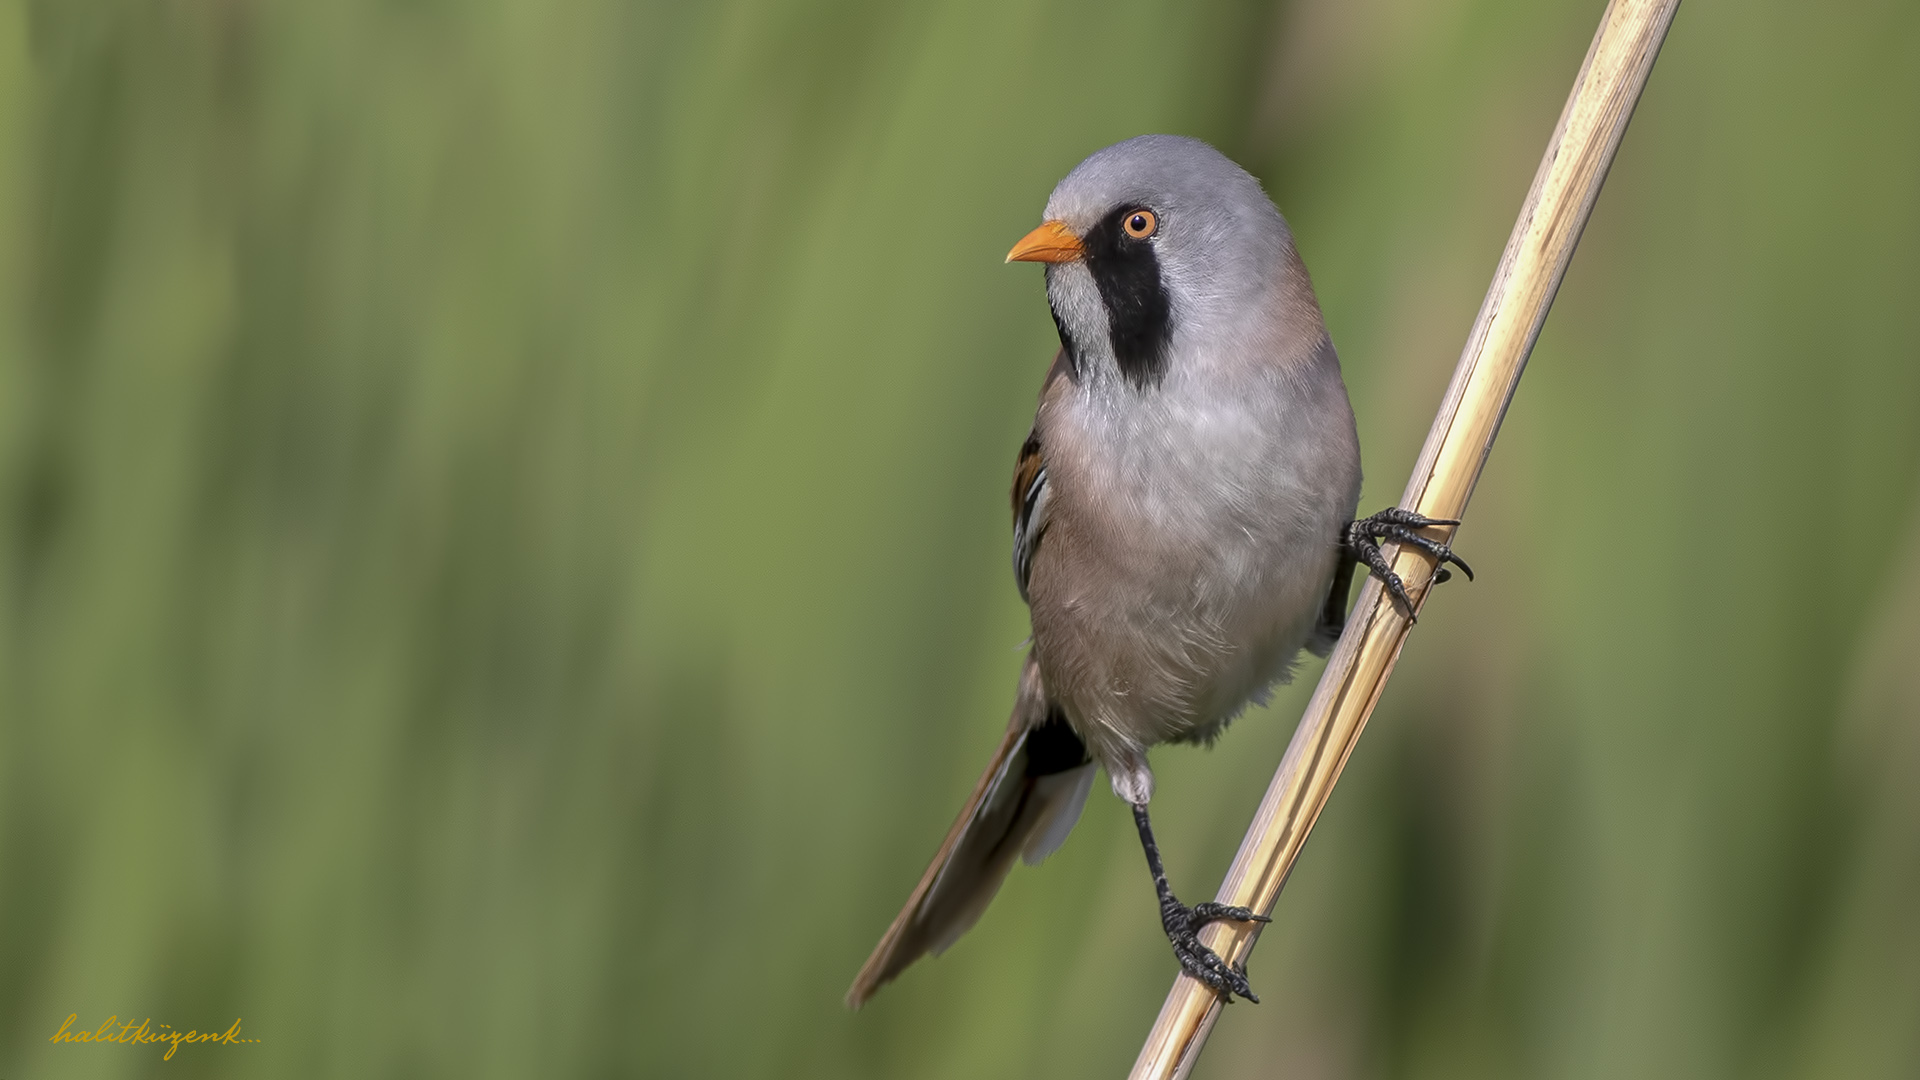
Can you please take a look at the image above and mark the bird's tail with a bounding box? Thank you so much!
[845,656,1094,1008]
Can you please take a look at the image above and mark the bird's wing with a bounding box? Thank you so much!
[1010,348,1072,603]
[1011,431,1048,604]
[845,655,1093,1008]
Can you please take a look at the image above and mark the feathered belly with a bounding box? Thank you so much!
[1026,467,1345,757]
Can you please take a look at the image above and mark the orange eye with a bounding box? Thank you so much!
[1123,209,1157,239]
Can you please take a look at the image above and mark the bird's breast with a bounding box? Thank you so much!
[1026,356,1361,754]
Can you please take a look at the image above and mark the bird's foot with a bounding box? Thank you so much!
[1132,803,1268,1003]
[1158,895,1269,1003]
[1344,507,1474,621]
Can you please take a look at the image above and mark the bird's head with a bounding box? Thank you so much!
[1007,134,1312,391]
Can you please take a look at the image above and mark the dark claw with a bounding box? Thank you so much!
[1168,925,1260,1003]
[1345,518,1416,619]
[1374,523,1476,582]
[1189,901,1271,930]
[1343,507,1474,622]
[1363,507,1459,529]
[1160,898,1266,1003]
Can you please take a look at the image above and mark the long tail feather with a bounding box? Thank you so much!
[846,658,1091,1008]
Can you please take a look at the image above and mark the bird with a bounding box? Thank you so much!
[845,134,1468,1008]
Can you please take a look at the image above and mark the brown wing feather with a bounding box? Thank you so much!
[1011,431,1044,523]
[1011,355,1064,602]
[1009,348,1067,524]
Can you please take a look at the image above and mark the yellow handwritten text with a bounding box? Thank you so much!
[49,1013,259,1060]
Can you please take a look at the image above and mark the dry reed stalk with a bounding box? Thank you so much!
[1126,1,1683,1075]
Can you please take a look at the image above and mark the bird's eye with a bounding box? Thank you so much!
[1123,209,1158,239]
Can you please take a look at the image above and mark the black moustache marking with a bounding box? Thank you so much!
[1083,206,1173,389]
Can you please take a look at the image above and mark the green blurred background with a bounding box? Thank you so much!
[3,0,1918,1077]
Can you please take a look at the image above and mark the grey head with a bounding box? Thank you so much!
[1007,134,1314,391]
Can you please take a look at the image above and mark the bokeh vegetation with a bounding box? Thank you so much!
[3,0,1917,1078]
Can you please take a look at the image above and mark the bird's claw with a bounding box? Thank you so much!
[1344,507,1473,622]
[1188,901,1271,930]
[1161,897,1267,1003]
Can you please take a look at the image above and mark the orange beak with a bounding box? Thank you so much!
[1005,220,1084,264]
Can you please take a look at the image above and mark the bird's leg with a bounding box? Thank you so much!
[1343,507,1475,622]
[1131,802,1268,1004]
